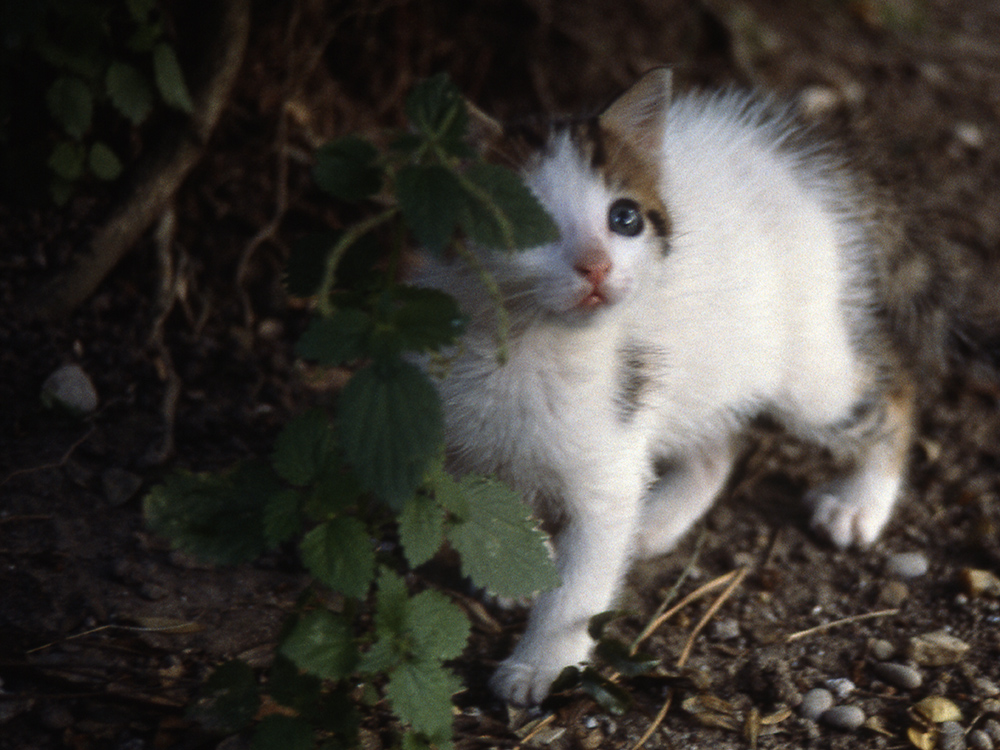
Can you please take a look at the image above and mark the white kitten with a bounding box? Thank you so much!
[416,68,915,706]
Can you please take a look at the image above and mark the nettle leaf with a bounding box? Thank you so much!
[299,517,375,598]
[338,358,443,509]
[398,493,445,568]
[392,287,466,353]
[373,567,408,639]
[143,462,276,565]
[385,660,461,743]
[48,141,86,181]
[251,715,314,750]
[272,408,334,486]
[425,460,469,519]
[153,42,194,113]
[579,666,632,715]
[295,308,372,366]
[405,72,470,156]
[190,660,260,733]
[266,654,322,715]
[305,460,364,520]
[279,609,359,681]
[47,76,93,139]
[406,589,470,663]
[396,164,466,254]
[263,488,301,548]
[88,142,123,181]
[594,638,659,678]
[444,475,559,599]
[105,61,153,124]
[313,136,383,200]
[459,162,560,250]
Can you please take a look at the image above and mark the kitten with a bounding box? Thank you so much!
[416,68,916,706]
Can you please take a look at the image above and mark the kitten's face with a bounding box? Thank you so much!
[471,70,673,323]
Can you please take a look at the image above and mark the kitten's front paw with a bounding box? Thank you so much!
[808,491,887,548]
[488,657,565,707]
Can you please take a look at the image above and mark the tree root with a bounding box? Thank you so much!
[31,0,251,321]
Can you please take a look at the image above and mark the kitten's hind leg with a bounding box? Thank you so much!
[636,439,738,559]
[809,377,915,548]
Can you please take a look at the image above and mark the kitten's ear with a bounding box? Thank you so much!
[465,100,504,155]
[599,67,672,153]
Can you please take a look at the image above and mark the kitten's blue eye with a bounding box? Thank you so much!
[608,198,644,237]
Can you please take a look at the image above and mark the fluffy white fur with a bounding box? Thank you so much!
[416,69,911,706]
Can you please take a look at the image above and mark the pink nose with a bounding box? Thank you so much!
[574,256,612,286]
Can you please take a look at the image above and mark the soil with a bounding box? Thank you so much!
[3,1,1000,749]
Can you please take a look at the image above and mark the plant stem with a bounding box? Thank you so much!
[453,240,511,364]
[317,208,397,316]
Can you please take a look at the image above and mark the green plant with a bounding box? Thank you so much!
[1,0,194,203]
[144,74,564,749]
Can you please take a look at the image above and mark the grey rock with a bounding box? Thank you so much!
[870,638,896,661]
[712,617,741,641]
[969,730,994,750]
[885,551,930,578]
[825,677,856,700]
[800,688,834,721]
[41,364,98,415]
[908,631,972,666]
[973,677,1000,697]
[102,468,143,506]
[872,662,923,690]
[820,705,866,731]
[985,719,1000,743]
[939,721,966,750]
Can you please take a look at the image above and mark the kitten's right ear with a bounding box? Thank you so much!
[465,100,505,155]
[600,67,672,153]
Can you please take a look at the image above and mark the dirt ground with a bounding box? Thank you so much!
[3,1,1000,748]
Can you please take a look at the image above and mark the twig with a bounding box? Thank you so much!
[785,608,900,643]
[676,567,748,668]
[628,689,673,750]
[1,426,96,487]
[513,713,556,749]
[630,527,707,655]
[631,567,740,654]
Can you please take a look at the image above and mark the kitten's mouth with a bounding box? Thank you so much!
[575,288,609,309]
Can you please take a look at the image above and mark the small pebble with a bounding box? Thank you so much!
[908,631,972,666]
[821,705,866,731]
[872,662,923,690]
[969,729,994,750]
[885,551,929,579]
[878,580,910,607]
[798,86,841,119]
[870,639,896,661]
[41,363,98,414]
[939,721,966,750]
[102,468,143,506]
[985,719,1000,743]
[800,688,834,721]
[825,678,856,700]
[712,618,741,641]
[973,677,1000,697]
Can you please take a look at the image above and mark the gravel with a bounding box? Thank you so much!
[939,721,966,750]
[871,662,923,690]
[969,730,994,750]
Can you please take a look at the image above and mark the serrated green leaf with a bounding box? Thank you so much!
[373,568,408,639]
[392,286,466,353]
[266,654,322,713]
[406,590,469,662]
[88,142,122,181]
[459,162,560,250]
[385,660,461,741]
[105,61,153,124]
[401,732,435,750]
[396,164,466,254]
[305,460,363,520]
[579,666,632,715]
[398,494,445,568]
[594,638,659,677]
[50,177,75,206]
[444,475,559,598]
[263,489,301,548]
[338,358,442,509]
[280,609,358,681]
[299,518,374,598]
[405,73,470,158]
[48,141,86,181]
[272,408,333,486]
[126,0,157,23]
[190,660,260,733]
[358,636,398,675]
[251,715,314,750]
[153,42,194,113]
[295,309,372,366]
[46,76,92,139]
[143,462,275,564]
[313,136,383,200]
[425,460,468,519]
